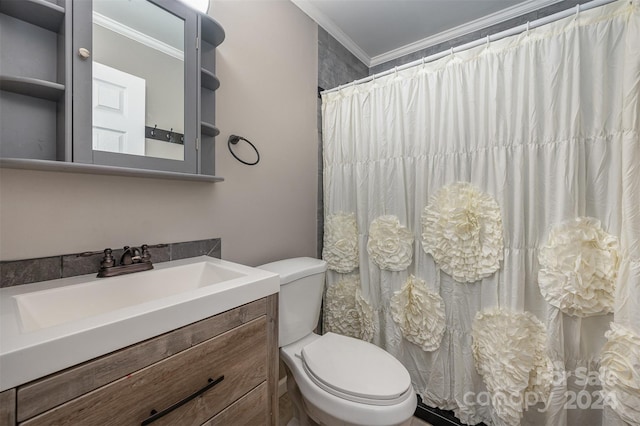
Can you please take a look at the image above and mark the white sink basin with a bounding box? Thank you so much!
[0,256,279,391]
[15,260,245,332]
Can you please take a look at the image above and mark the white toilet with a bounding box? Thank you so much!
[259,257,417,426]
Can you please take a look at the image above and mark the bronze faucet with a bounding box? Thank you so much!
[97,244,153,278]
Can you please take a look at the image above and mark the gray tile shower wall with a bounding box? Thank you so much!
[0,238,222,288]
[318,27,368,92]
[369,0,593,75]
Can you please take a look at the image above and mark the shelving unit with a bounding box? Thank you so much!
[0,0,71,162]
[1,0,225,181]
[0,76,65,101]
[0,0,64,32]
[201,68,220,91]
[198,14,224,176]
[0,158,224,182]
[200,15,225,47]
[201,121,220,137]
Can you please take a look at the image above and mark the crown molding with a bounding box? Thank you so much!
[291,0,371,66]
[93,12,184,61]
[369,0,562,66]
[293,0,564,68]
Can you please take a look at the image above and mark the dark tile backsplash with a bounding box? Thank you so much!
[0,256,62,288]
[61,251,110,278]
[0,238,221,288]
[171,239,220,261]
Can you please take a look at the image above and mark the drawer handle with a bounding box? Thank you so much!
[141,375,225,425]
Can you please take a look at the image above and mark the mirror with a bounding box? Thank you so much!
[91,0,185,161]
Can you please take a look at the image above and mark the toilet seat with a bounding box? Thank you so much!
[300,332,412,406]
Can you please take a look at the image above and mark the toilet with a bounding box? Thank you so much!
[259,257,416,426]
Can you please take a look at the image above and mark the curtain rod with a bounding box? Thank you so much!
[322,0,618,95]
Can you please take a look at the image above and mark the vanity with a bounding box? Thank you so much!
[0,0,224,181]
[0,257,280,425]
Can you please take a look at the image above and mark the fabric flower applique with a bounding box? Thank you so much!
[367,215,414,271]
[472,308,553,426]
[421,182,504,283]
[390,275,445,351]
[599,323,640,424]
[323,212,359,273]
[538,217,619,317]
[324,274,375,341]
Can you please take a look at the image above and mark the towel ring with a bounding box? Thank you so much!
[228,134,260,165]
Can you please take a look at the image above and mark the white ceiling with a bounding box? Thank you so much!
[292,0,563,67]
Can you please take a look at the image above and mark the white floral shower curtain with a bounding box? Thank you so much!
[321,1,640,425]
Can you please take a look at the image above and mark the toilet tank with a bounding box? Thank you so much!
[258,258,327,347]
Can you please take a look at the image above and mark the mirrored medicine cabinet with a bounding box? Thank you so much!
[0,0,224,181]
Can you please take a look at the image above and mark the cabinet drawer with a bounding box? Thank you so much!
[0,389,16,426]
[17,298,267,422]
[202,382,268,426]
[22,317,267,426]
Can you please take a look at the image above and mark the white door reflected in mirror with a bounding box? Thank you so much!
[92,62,146,156]
[92,0,185,162]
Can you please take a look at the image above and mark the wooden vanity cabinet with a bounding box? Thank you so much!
[0,295,278,426]
[0,390,15,425]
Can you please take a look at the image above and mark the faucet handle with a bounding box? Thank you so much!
[120,246,133,265]
[131,247,142,263]
[100,248,116,268]
[141,244,152,263]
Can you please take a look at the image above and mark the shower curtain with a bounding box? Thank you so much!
[321,1,639,425]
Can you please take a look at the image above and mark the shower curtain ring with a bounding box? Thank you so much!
[575,4,580,19]
[486,35,490,47]
[526,21,530,36]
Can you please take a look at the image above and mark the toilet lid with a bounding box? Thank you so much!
[300,332,412,405]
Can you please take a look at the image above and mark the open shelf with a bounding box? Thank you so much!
[0,158,224,182]
[0,76,65,101]
[200,122,220,137]
[0,0,65,32]
[201,68,220,91]
[200,14,225,47]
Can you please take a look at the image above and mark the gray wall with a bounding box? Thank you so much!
[0,1,319,266]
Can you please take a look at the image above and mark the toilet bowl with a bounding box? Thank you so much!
[281,332,416,426]
[259,258,416,426]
